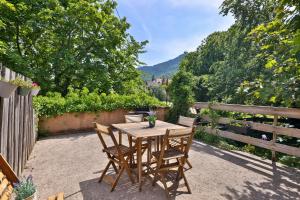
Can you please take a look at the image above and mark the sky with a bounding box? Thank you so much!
[117,0,235,66]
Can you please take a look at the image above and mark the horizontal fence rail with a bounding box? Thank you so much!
[194,102,300,160]
[195,102,300,119]
[0,65,37,175]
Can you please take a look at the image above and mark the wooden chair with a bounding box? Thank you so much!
[0,154,64,200]
[178,116,195,127]
[151,127,196,198]
[125,114,144,123]
[93,122,135,192]
[173,116,196,169]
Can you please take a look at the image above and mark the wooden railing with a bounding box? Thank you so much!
[194,102,300,160]
[0,65,37,175]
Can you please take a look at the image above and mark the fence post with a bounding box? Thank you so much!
[271,115,278,162]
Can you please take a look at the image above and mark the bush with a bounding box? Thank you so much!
[33,87,166,118]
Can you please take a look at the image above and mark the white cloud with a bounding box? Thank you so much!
[167,0,224,9]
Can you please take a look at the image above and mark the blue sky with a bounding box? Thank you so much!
[117,0,235,66]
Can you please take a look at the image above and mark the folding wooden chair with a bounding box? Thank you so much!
[171,115,196,169]
[93,122,135,192]
[151,127,196,198]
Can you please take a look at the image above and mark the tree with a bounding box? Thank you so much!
[167,68,195,122]
[0,0,147,95]
[180,0,279,105]
[241,0,300,107]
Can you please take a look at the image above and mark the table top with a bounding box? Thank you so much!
[112,120,186,138]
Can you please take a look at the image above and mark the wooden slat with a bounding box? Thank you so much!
[0,179,9,196]
[201,115,300,139]
[203,127,300,157]
[0,184,13,200]
[195,102,300,119]
[0,154,18,183]
[47,195,56,200]
[56,192,64,200]
[0,172,4,182]
[178,116,195,127]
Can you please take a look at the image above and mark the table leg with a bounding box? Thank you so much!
[118,130,122,145]
[137,137,142,191]
[128,136,133,167]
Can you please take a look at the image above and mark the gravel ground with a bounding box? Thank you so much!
[22,132,300,200]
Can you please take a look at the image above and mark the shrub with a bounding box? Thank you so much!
[33,87,166,118]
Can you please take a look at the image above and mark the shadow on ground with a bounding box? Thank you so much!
[191,141,300,200]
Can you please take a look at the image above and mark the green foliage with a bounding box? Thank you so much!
[33,87,165,118]
[242,144,256,154]
[10,77,32,88]
[145,114,157,124]
[167,69,195,122]
[279,155,300,168]
[14,176,36,200]
[0,0,147,95]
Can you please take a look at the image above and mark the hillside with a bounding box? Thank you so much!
[139,53,186,80]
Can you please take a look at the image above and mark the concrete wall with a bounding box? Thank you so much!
[39,107,169,135]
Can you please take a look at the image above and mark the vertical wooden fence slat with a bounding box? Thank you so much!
[272,115,278,161]
[0,66,36,176]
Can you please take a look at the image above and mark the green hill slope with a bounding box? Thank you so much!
[139,53,186,80]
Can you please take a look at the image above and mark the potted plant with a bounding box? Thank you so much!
[0,77,18,98]
[10,78,33,96]
[146,111,157,128]
[31,83,41,96]
[14,175,37,200]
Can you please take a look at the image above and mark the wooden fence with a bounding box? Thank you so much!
[194,102,300,160]
[0,65,37,175]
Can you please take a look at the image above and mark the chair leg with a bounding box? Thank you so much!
[181,167,191,194]
[99,161,112,183]
[111,162,119,173]
[186,159,192,169]
[124,160,135,184]
[161,173,171,199]
[111,166,125,192]
[152,171,159,186]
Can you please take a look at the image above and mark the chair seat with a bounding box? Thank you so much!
[104,145,132,157]
[152,148,184,160]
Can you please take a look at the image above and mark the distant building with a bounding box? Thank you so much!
[146,78,170,87]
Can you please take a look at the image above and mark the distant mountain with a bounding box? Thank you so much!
[139,53,186,80]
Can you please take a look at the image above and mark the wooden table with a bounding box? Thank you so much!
[112,120,186,191]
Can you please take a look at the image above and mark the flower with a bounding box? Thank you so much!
[262,134,268,140]
[32,82,41,89]
[147,111,156,116]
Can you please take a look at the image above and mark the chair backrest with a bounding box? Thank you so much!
[125,114,144,123]
[178,116,195,127]
[158,127,195,165]
[93,122,119,150]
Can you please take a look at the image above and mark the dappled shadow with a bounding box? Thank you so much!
[76,172,167,200]
[191,140,300,200]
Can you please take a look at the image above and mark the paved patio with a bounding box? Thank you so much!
[22,132,300,200]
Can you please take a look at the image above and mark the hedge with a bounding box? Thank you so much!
[33,87,166,118]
